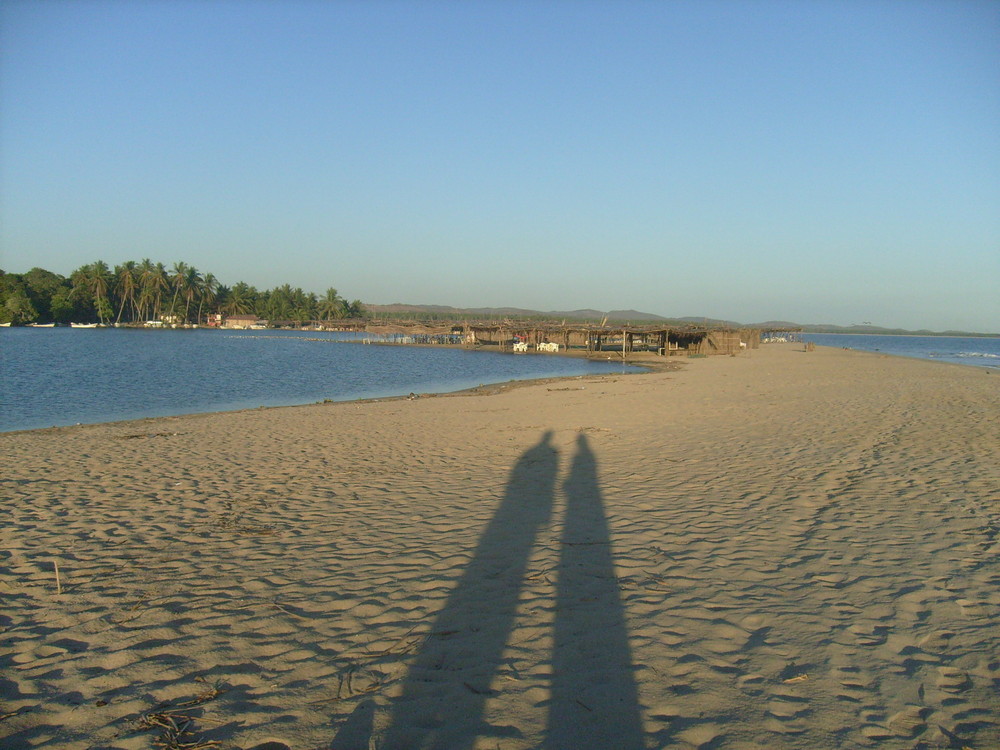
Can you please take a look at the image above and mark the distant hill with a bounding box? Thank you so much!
[365,303,672,323]
[795,323,998,337]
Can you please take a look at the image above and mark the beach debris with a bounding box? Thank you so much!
[179,678,226,707]
[215,505,275,536]
[782,673,809,684]
[132,680,225,749]
[138,710,220,749]
[111,590,155,625]
[0,706,32,723]
[311,666,389,705]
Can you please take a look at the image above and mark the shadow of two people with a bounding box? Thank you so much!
[334,431,643,750]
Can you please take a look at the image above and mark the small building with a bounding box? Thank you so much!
[223,315,265,329]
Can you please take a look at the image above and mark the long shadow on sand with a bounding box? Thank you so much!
[546,433,643,749]
[374,431,642,750]
[379,431,559,749]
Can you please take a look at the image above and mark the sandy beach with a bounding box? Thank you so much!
[2,342,998,750]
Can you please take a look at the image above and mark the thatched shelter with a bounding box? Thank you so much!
[359,319,800,358]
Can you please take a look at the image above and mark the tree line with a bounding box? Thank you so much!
[0,261,366,325]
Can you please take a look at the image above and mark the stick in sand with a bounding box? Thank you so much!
[53,560,62,595]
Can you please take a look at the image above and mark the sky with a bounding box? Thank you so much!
[1,0,998,331]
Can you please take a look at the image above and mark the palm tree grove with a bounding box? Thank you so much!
[0,261,366,326]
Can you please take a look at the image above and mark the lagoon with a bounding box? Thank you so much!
[1,327,640,432]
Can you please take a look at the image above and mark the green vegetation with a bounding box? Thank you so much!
[0,261,366,325]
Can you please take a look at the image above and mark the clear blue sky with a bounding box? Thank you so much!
[2,0,998,331]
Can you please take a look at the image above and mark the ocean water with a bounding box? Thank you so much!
[803,333,1000,369]
[0,327,639,432]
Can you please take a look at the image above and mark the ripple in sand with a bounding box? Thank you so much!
[846,623,889,646]
[766,700,810,719]
[860,723,894,740]
[957,598,989,619]
[736,674,766,694]
[887,705,928,738]
[763,717,807,735]
[676,723,723,748]
[935,667,971,693]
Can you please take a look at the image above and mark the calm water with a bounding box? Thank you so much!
[0,328,639,432]
[803,333,1000,369]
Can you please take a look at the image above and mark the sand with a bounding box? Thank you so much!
[1,342,998,750]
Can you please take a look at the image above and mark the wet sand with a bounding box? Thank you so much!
[2,342,998,749]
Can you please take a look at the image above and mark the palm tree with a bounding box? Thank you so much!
[183,265,202,324]
[214,284,231,316]
[223,282,254,316]
[135,260,169,322]
[266,285,293,321]
[114,260,138,324]
[136,258,156,321]
[318,287,345,320]
[169,261,189,322]
[151,262,169,321]
[296,289,318,323]
[197,272,218,325]
[72,261,113,324]
[345,299,366,318]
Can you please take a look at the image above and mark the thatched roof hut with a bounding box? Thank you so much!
[362,319,800,357]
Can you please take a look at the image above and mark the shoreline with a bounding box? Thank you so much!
[4,339,994,437]
[0,367,652,437]
[2,342,998,749]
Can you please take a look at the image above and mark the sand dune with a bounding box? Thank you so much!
[2,343,998,749]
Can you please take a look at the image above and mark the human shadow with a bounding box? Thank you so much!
[381,431,559,749]
[546,433,644,749]
[328,698,374,750]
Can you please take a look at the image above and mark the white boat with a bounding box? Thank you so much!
[70,322,99,328]
[28,322,55,327]
[0,322,10,327]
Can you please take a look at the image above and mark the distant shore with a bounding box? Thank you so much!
[805,330,1000,339]
[2,343,998,749]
